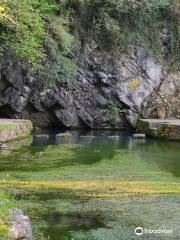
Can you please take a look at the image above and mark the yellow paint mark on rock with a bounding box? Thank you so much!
[128,79,140,89]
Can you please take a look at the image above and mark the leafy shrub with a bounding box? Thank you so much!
[67,0,179,63]
[0,0,179,83]
[48,16,75,55]
[0,0,59,68]
[107,103,120,122]
[0,0,79,87]
[42,54,78,88]
[42,35,78,88]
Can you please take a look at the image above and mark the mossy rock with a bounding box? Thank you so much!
[136,119,180,141]
[136,119,155,137]
[157,124,180,141]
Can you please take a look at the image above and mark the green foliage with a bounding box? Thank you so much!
[0,0,75,68]
[0,0,79,86]
[42,22,79,88]
[0,0,60,68]
[107,103,120,122]
[42,54,78,88]
[170,16,180,68]
[67,0,179,63]
[49,16,75,55]
[0,0,179,82]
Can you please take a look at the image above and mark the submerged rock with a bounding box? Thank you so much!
[56,132,73,138]
[34,134,49,139]
[107,136,119,140]
[80,135,96,138]
[133,134,146,139]
[0,143,7,149]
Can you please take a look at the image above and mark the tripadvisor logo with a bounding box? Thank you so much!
[135,227,144,236]
[135,227,173,236]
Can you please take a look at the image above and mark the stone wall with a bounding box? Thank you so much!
[0,119,32,142]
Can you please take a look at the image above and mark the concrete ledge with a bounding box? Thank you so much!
[0,119,32,142]
[136,119,180,141]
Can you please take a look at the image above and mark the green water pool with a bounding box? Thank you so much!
[0,130,180,239]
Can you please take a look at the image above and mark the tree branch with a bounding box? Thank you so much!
[0,13,16,26]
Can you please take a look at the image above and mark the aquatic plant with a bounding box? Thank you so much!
[0,192,14,238]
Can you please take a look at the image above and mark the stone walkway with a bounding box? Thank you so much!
[140,119,180,127]
[0,119,32,142]
[137,119,180,141]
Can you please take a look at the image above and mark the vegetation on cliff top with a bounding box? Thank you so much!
[0,0,179,82]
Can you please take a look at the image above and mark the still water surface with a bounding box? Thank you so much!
[0,130,180,239]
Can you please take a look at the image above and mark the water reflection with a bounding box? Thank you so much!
[137,140,180,178]
[0,131,180,179]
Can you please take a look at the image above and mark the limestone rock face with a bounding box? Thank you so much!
[142,72,180,120]
[0,47,177,128]
[172,0,180,18]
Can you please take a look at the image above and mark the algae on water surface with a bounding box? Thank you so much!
[0,131,180,239]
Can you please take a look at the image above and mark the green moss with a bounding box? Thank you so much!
[0,124,18,131]
[136,120,180,141]
[157,124,180,141]
[136,119,154,136]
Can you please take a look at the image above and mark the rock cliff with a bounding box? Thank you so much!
[0,0,179,129]
[0,45,179,129]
